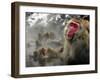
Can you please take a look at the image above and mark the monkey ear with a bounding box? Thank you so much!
[80,19,89,33]
[81,15,89,21]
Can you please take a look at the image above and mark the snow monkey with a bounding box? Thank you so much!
[33,47,63,66]
[62,15,89,65]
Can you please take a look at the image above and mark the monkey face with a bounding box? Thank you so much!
[65,20,80,40]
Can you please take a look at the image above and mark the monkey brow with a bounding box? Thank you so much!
[69,21,80,27]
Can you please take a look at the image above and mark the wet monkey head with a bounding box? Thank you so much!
[64,17,81,40]
[64,15,89,41]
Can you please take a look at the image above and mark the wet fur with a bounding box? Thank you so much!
[62,19,89,65]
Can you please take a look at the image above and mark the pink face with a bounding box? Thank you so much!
[66,22,79,39]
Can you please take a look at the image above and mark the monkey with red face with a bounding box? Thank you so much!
[62,16,89,65]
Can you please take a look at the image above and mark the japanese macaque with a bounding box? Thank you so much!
[33,47,63,66]
[62,16,89,65]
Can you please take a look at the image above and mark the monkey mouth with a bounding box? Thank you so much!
[66,22,79,40]
[67,30,75,39]
[66,32,75,40]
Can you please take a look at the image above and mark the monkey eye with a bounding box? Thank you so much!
[69,22,79,28]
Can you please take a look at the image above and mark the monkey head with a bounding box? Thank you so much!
[64,18,81,40]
